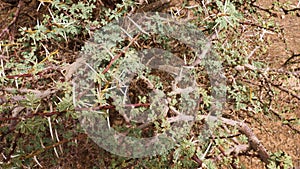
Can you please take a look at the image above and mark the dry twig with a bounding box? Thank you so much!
[0,0,22,40]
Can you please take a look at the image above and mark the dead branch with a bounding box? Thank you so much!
[200,115,270,164]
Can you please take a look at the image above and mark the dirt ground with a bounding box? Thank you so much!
[0,0,299,168]
[248,0,300,167]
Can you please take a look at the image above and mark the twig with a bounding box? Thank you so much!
[2,88,57,99]
[192,154,202,167]
[269,107,300,134]
[281,7,300,14]
[4,65,62,79]
[246,46,260,59]
[168,106,194,123]
[283,53,300,66]
[271,83,300,101]
[2,129,21,162]
[192,34,216,67]
[23,133,87,159]
[0,110,66,122]
[102,33,140,74]
[0,0,23,40]
[236,64,300,101]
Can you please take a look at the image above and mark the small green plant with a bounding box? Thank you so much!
[267,151,293,169]
[214,0,243,30]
